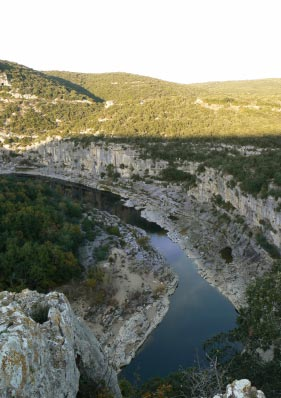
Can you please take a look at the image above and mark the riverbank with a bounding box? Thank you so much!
[58,206,178,370]
[0,163,270,309]
[121,232,237,382]
[0,138,273,309]
[99,179,271,309]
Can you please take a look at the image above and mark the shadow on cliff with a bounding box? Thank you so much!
[99,133,281,197]
[7,133,281,202]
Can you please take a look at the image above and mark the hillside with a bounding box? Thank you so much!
[0,61,99,145]
[1,60,281,146]
[47,70,281,137]
[0,61,281,397]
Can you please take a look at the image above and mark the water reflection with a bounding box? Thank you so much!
[14,175,237,383]
[121,234,237,382]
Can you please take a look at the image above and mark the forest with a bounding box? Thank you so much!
[0,176,280,397]
[1,60,281,397]
[1,61,281,147]
[0,175,83,291]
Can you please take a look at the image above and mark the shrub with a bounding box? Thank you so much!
[196,164,206,174]
[219,247,233,263]
[93,244,109,262]
[106,225,121,236]
[137,236,150,250]
[160,167,196,188]
[256,233,281,259]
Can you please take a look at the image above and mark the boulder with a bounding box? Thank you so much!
[0,289,121,398]
[213,379,265,398]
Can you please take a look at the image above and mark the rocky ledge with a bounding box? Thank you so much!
[68,207,178,370]
[0,289,121,398]
[213,379,265,398]
[0,138,275,308]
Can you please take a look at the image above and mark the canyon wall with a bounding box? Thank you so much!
[23,138,280,248]
[0,138,277,306]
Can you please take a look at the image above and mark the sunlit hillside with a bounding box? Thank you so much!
[1,60,281,145]
[48,70,281,137]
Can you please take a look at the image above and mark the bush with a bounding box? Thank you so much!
[256,233,281,259]
[219,247,233,263]
[106,225,121,236]
[160,167,196,187]
[137,236,150,250]
[93,244,109,262]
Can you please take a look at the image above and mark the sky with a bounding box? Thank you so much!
[1,0,281,84]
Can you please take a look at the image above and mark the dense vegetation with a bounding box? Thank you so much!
[1,60,281,146]
[67,133,281,199]
[0,61,99,143]
[47,71,281,138]
[1,60,281,396]
[134,136,281,198]
[119,261,281,397]
[0,60,94,100]
[1,60,281,199]
[0,175,83,291]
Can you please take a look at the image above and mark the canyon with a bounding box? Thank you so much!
[1,137,277,309]
[0,137,276,397]
[1,58,278,398]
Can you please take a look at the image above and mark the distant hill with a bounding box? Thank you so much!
[0,60,97,100]
[47,70,281,138]
[0,61,100,144]
[1,60,281,146]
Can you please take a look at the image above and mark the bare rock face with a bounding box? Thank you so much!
[0,289,121,398]
[213,379,265,398]
[0,139,276,308]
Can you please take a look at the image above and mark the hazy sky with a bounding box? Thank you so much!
[2,0,281,84]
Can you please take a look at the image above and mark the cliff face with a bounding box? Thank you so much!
[25,138,280,248]
[0,289,121,398]
[0,138,277,307]
[187,164,281,248]
[33,139,167,178]
[0,140,275,396]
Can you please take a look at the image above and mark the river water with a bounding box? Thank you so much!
[14,176,237,383]
[63,180,237,383]
[121,232,236,382]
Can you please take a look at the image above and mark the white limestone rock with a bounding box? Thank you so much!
[0,138,275,307]
[108,296,171,369]
[0,289,121,398]
[213,379,265,398]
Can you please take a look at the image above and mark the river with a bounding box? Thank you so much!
[13,175,238,383]
[121,232,236,382]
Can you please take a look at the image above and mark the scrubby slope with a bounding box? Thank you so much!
[48,70,281,137]
[1,60,281,144]
[0,61,100,144]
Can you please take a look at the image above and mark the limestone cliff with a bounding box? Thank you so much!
[0,138,277,306]
[187,164,281,248]
[17,138,281,248]
[0,289,121,398]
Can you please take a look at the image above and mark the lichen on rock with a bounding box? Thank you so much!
[0,289,121,398]
[213,379,265,398]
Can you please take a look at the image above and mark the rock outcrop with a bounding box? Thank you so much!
[0,289,121,398]
[0,138,277,307]
[0,72,11,87]
[213,379,265,398]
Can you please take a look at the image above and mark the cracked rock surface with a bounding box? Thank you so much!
[0,289,121,398]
